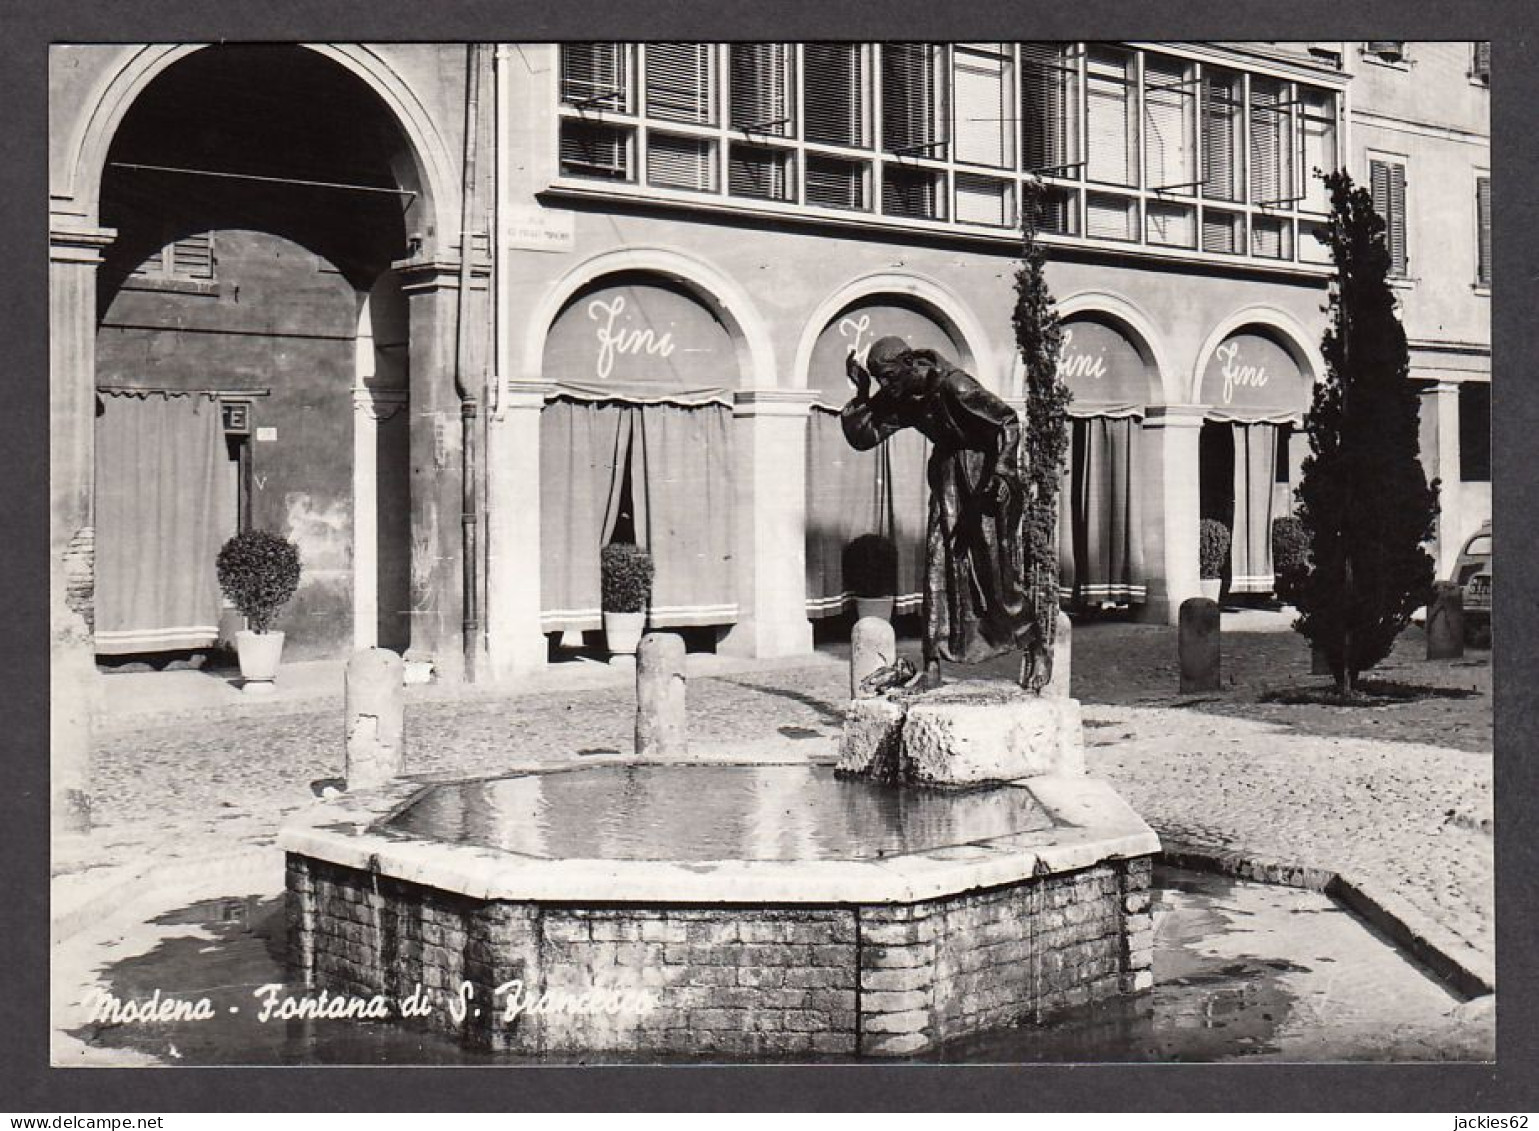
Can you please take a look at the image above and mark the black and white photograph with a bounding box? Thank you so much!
[23,12,1527,1108]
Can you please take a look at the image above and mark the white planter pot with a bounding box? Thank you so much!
[235,629,285,693]
[1199,578,1222,603]
[854,596,896,622]
[603,611,646,656]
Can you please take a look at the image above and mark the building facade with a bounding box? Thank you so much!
[49,41,1490,826]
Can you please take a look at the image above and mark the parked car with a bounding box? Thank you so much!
[1448,521,1491,643]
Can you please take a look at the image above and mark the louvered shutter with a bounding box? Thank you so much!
[170,233,214,279]
[1202,210,1241,254]
[1477,176,1491,286]
[952,49,1007,167]
[883,167,942,219]
[646,43,715,124]
[806,155,866,209]
[1086,48,1134,186]
[729,144,791,201]
[1474,41,1491,81]
[804,43,865,147]
[955,174,1011,226]
[1020,43,1079,172]
[1370,159,1408,275]
[1143,56,1195,191]
[1202,73,1240,201]
[647,134,715,191]
[1249,79,1289,205]
[730,44,792,135]
[883,43,942,155]
[561,43,629,109]
[559,121,630,179]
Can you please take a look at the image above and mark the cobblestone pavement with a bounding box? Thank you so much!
[68,610,1493,1009]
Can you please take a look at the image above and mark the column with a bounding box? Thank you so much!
[351,386,409,651]
[718,389,817,659]
[485,380,554,679]
[1138,405,1208,626]
[397,259,468,682]
[50,222,115,834]
[1420,381,1463,577]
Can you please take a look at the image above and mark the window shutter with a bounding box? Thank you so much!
[1477,176,1491,286]
[1202,209,1242,254]
[883,167,943,219]
[729,143,792,201]
[883,43,943,155]
[955,173,1012,226]
[1143,56,1195,191]
[1474,41,1491,81]
[1370,158,1408,275]
[1249,79,1290,205]
[646,43,715,124]
[561,43,629,109]
[730,44,792,135]
[952,49,1008,167]
[1086,48,1135,186]
[1202,72,1241,201]
[170,233,215,279]
[1300,88,1337,212]
[646,134,716,191]
[804,43,865,147]
[559,121,630,180]
[805,154,866,209]
[1020,43,1079,173]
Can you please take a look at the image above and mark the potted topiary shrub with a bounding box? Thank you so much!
[1199,518,1230,602]
[600,542,653,657]
[843,533,899,621]
[216,529,302,694]
[1271,515,1311,607]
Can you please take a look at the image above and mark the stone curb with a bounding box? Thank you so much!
[1158,840,1495,999]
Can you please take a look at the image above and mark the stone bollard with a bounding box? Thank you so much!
[1426,581,1465,660]
[345,648,406,789]
[636,632,688,758]
[1179,598,1221,694]
[850,616,899,698]
[1046,610,1073,698]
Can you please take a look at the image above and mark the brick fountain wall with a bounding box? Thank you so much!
[287,853,1154,1058]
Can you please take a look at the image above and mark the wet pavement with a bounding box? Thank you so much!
[55,867,1477,1066]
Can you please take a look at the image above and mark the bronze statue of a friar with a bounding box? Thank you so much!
[840,336,1055,693]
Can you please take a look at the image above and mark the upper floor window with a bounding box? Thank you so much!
[1472,41,1490,84]
[551,42,1343,268]
[1476,175,1491,288]
[1369,157,1409,277]
[1365,41,1407,64]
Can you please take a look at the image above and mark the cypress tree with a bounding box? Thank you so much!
[1294,170,1438,694]
[1012,177,1072,691]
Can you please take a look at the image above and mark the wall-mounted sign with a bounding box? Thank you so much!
[506,205,575,254]
[1201,331,1308,419]
[1055,318,1152,408]
[543,279,737,390]
[809,300,965,400]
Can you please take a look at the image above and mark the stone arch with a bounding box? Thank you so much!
[55,43,456,253]
[1189,306,1326,406]
[794,272,999,393]
[523,247,778,389]
[1010,290,1175,404]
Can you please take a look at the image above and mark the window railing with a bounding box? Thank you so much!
[553,42,1345,271]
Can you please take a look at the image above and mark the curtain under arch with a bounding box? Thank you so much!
[1063,414,1146,605]
[94,390,225,654]
[1230,422,1280,593]
[804,406,930,617]
[539,397,737,632]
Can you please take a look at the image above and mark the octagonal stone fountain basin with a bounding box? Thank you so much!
[279,763,1159,1058]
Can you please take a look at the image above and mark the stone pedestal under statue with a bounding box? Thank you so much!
[839,681,1086,789]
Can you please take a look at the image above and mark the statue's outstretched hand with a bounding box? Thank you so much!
[846,350,871,398]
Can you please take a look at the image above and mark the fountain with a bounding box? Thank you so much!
[280,340,1159,1058]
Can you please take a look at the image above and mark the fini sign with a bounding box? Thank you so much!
[1054,318,1152,410]
[543,279,736,390]
[1200,331,1308,419]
